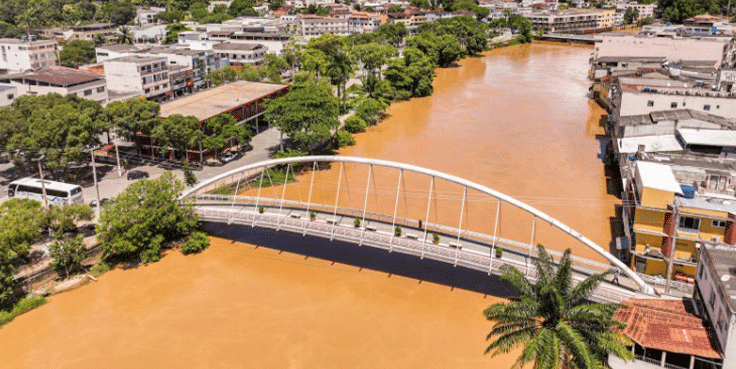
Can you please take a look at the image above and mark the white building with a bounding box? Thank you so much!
[0,39,58,74]
[0,84,17,107]
[135,6,165,26]
[348,12,382,34]
[103,55,171,101]
[0,67,108,105]
[615,2,656,19]
[95,44,147,63]
[212,42,268,66]
[300,15,350,38]
[595,34,736,69]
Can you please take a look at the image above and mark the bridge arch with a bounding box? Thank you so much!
[181,156,655,295]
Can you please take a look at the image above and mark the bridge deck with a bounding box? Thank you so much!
[194,197,646,303]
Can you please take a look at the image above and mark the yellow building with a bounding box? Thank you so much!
[594,9,616,29]
[628,161,735,281]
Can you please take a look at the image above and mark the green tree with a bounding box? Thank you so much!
[151,114,203,161]
[49,235,87,278]
[344,115,367,133]
[376,22,407,47]
[484,245,633,369]
[384,47,434,99]
[46,204,94,236]
[325,48,355,112]
[265,81,340,152]
[104,98,160,156]
[117,26,134,44]
[154,9,185,23]
[228,0,257,16]
[182,162,197,186]
[411,0,431,8]
[0,199,46,259]
[660,0,708,23]
[355,97,387,125]
[163,23,191,44]
[0,251,14,308]
[59,40,95,68]
[93,33,107,47]
[387,5,403,12]
[180,231,209,254]
[202,113,251,160]
[352,43,397,78]
[97,171,199,263]
[335,130,355,147]
[105,0,136,25]
[623,7,639,24]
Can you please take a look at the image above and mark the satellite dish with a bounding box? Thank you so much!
[722,275,731,282]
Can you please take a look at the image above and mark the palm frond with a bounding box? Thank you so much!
[566,271,610,308]
[500,264,535,298]
[553,249,573,296]
[485,326,537,356]
[554,321,598,369]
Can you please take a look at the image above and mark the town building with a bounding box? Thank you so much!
[140,47,226,89]
[692,242,736,368]
[595,34,736,69]
[0,38,58,74]
[103,55,171,102]
[129,24,168,43]
[608,298,723,369]
[683,15,730,34]
[348,12,382,34]
[135,6,165,26]
[148,81,290,161]
[0,84,17,107]
[524,10,601,33]
[615,2,656,20]
[0,67,108,105]
[212,42,268,66]
[589,56,666,80]
[299,15,350,37]
[95,44,147,63]
[229,32,292,55]
[67,23,119,42]
[594,8,616,29]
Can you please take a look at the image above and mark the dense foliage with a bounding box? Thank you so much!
[180,231,210,254]
[49,235,87,277]
[59,40,95,68]
[97,171,199,263]
[484,245,633,369]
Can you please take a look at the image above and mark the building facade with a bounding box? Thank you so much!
[103,55,171,101]
[524,10,600,33]
[212,42,268,66]
[0,39,57,73]
[0,84,17,107]
[0,67,108,105]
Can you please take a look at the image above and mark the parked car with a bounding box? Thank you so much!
[205,158,223,167]
[127,170,149,180]
[89,198,109,208]
[220,151,240,164]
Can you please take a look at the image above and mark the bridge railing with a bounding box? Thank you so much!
[195,206,636,303]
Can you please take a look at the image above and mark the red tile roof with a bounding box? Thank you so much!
[614,298,722,360]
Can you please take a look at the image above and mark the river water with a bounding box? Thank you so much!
[0,42,612,368]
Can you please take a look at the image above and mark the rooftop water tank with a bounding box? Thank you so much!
[680,184,696,199]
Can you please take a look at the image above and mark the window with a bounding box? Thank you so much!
[671,102,678,108]
[679,216,701,233]
[97,86,105,93]
[647,100,654,107]
[710,289,716,309]
[84,89,92,96]
[699,263,706,280]
[7,94,12,99]
[704,104,711,111]
[713,220,727,228]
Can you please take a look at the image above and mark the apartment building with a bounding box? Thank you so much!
[67,23,118,42]
[594,8,615,29]
[683,15,730,34]
[524,10,600,33]
[212,42,267,66]
[0,84,17,107]
[0,67,108,105]
[348,12,382,34]
[0,39,57,73]
[95,44,146,63]
[300,15,350,37]
[692,243,736,369]
[103,55,171,101]
[135,6,165,26]
[229,32,291,54]
[595,34,736,69]
[140,47,225,89]
[615,2,656,19]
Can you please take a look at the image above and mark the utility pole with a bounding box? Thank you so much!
[665,205,680,295]
[90,148,102,219]
[36,155,48,210]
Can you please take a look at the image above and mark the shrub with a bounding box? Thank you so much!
[335,130,356,147]
[394,226,402,236]
[90,260,112,277]
[181,231,210,254]
[345,116,367,133]
[0,296,47,328]
[258,205,265,214]
[506,40,521,47]
[495,247,503,258]
[354,217,361,227]
[310,211,316,221]
[433,233,440,245]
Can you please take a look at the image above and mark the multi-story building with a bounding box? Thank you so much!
[0,84,17,107]
[103,55,171,102]
[135,6,165,26]
[524,10,600,33]
[300,15,350,38]
[615,2,656,19]
[212,42,268,66]
[683,14,730,34]
[229,32,292,55]
[168,65,195,97]
[692,242,736,369]
[594,8,616,29]
[0,67,108,105]
[0,38,57,73]
[348,12,382,34]
[141,47,225,89]
[67,23,118,42]
[595,34,736,69]
[95,44,146,63]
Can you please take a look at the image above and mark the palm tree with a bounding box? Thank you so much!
[484,245,633,369]
[117,26,134,45]
[93,33,107,47]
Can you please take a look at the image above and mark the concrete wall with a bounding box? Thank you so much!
[0,85,17,107]
[619,92,736,119]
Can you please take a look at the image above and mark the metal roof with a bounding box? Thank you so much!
[636,161,684,194]
[678,128,736,147]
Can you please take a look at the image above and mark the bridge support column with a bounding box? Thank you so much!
[331,162,344,241]
[389,169,403,252]
[490,199,500,275]
[526,216,536,277]
[359,164,373,246]
[421,176,434,259]
[304,161,316,236]
[252,167,265,227]
[455,186,467,267]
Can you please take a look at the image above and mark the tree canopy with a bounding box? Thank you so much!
[59,40,95,68]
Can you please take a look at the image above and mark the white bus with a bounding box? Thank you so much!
[7,178,84,206]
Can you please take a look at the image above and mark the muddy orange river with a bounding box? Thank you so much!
[0,42,611,368]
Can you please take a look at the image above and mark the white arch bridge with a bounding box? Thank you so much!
[180,156,664,303]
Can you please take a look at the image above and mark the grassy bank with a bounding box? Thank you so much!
[0,296,47,328]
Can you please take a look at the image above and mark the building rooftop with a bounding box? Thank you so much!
[104,55,168,64]
[159,81,288,121]
[613,298,722,359]
[97,44,146,53]
[637,161,684,194]
[595,56,667,63]
[142,47,204,56]
[701,244,736,313]
[678,128,736,147]
[72,23,114,31]
[0,68,103,87]
[212,42,266,51]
